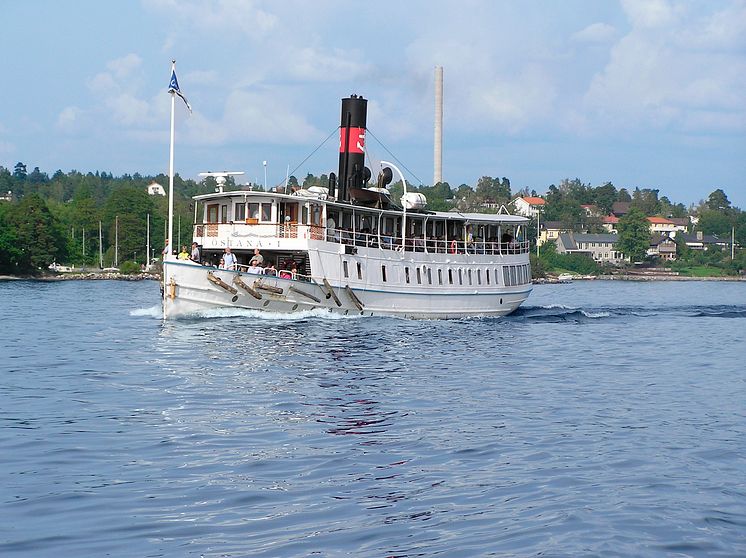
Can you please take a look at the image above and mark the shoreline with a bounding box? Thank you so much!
[0,272,161,282]
[536,274,745,284]
[2,272,743,284]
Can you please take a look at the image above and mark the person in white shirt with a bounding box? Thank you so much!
[222,247,237,270]
[246,261,263,275]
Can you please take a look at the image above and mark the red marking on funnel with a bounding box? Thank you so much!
[339,127,365,154]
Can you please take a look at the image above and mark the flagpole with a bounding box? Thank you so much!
[167,60,176,259]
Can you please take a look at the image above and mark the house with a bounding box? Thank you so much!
[668,218,689,233]
[147,182,166,196]
[580,204,600,217]
[556,232,627,264]
[0,190,12,202]
[511,196,545,218]
[539,221,571,246]
[601,214,619,233]
[647,216,677,235]
[679,231,729,251]
[648,235,677,260]
[611,201,631,217]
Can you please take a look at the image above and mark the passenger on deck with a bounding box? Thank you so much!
[250,248,263,266]
[279,261,293,279]
[222,247,237,270]
[190,242,201,262]
[264,263,276,276]
[177,245,190,260]
[246,261,263,275]
[218,258,226,269]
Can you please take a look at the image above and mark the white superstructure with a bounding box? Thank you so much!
[162,188,532,319]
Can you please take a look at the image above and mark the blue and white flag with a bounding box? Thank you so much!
[168,69,192,114]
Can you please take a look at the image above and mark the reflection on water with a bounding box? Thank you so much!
[1,279,746,557]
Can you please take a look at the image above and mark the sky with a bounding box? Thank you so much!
[1,0,744,208]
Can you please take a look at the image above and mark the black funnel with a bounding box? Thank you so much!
[337,95,367,202]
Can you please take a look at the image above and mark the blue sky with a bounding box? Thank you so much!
[1,0,744,208]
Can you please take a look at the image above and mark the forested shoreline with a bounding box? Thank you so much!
[0,162,743,276]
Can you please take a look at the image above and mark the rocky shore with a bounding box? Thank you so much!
[0,272,161,281]
[535,273,745,284]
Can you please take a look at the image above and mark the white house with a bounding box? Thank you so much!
[511,196,546,218]
[147,182,166,196]
[556,232,627,265]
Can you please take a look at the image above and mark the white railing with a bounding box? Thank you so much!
[195,222,530,256]
[325,227,530,255]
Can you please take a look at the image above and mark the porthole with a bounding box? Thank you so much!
[263,300,270,307]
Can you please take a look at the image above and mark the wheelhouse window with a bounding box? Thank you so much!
[234,202,246,221]
[248,202,272,222]
[207,204,219,223]
[221,205,228,223]
[310,203,322,226]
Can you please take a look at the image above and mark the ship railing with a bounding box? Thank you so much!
[232,264,312,283]
[324,227,530,255]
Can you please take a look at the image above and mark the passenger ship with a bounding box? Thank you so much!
[162,95,532,319]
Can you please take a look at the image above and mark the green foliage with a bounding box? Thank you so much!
[630,187,661,215]
[118,260,141,274]
[2,194,67,274]
[529,253,546,278]
[617,207,651,262]
[536,241,600,275]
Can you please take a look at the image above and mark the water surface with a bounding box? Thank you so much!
[1,279,745,556]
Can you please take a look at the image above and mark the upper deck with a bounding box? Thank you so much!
[192,189,531,256]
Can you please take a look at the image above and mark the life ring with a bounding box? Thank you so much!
[449,240,457,254]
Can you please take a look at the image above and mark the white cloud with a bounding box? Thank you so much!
[56,106,82,130]
[106,53,143,78]
[474,65,557,133]
[621,0,680,28]
[571,22,617,43]
[287,46,370,82]
[143,0,277,38]
[583,0,746,134]
[209,89,320,144]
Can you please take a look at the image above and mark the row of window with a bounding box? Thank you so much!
[342,261,532,287]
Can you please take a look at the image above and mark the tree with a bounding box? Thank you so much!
[705,189,731,212]
[13,162,27,181]
[103,188,157,264]
[592,182,617,215]
[616,207,651,263]
[631,187,660,215]
[7,194,67,273]
[0,202,21,273]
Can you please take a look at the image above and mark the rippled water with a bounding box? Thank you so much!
[1,279,745,557]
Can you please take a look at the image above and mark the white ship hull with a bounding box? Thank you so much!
[163,242,532,319]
